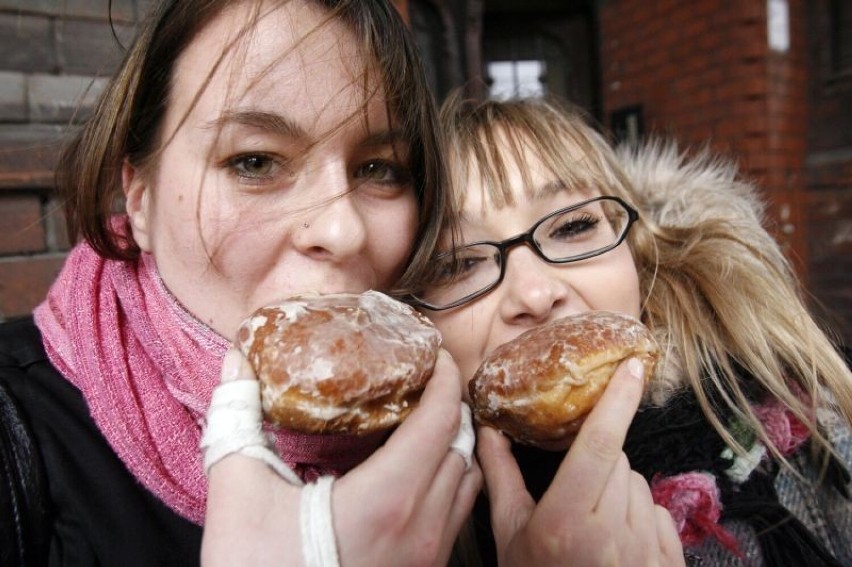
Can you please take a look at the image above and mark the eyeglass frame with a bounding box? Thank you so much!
[408,195,639,311]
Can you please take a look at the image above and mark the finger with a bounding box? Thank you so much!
[204,349,265,473]
[449,403,475,469]
[550,358,646,510]
[204,348,302,483]
[476,426,535,549]
[221,346,256,382]
[420,427,473,521]
[431,457,484,566]
[446,459,483,534]
[590,452,631,521]
[625,470,660,562]
[362,349,462,488]
[655,505,686,566]
[207,450,278,495]
[414,401,478,536]
[626,469,656,529]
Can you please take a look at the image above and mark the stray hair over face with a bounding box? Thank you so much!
[56,0,446,293]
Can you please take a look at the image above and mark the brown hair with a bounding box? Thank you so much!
[56,0,445,291]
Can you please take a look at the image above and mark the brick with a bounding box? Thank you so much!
[0,0,61,15]
[0,254,65,320]
[0,123,69,189]
[0,13,56,73]
[44,195,71,251]
[0,70,26,121]
[28,73,108,123]
[135,0,157,21]
[0,0,138,20]
[56,18,136,76]
[0,193,45,254]
[60,0,136,21]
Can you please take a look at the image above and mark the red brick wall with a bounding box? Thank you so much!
[0,1,147,321]
[599,0,852,345]
[600,0,808,261]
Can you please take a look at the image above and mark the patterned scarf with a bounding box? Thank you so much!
[33,239,386,524]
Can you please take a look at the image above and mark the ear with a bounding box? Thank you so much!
[122,160,153,252]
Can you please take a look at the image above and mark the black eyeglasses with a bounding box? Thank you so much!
[409,196,638,311]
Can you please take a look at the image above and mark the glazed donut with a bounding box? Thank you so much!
[469,311,659,450]
[235,290,441,435]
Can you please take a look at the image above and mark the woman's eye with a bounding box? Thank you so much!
[355,160,411,185]
[435,254,486,283]
[456,256,486,276]
[226,154,285,181]
[550,214,599,240]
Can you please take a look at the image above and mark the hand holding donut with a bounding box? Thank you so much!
[236,291,441,435]
[469,311,659,450]
[473,312,684,567]
[201,291,482,567]
[477,358,685,567]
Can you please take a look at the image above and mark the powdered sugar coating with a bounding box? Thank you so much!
[470,311,659,448]
[236,290,441,434]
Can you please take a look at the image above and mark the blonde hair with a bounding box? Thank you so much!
[438,94,852,464]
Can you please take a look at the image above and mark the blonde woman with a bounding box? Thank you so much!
[413,95,852,566]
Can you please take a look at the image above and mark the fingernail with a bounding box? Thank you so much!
[220,348,244,382]
[627,357,645,381]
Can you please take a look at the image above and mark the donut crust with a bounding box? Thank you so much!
[236,291,441,434]
[469,311,659,449]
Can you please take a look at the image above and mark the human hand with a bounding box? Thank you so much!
[476,358,685,567]
[333,349,482,566]
[201,348,482,567]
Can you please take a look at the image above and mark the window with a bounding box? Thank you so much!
[481,3,598,116]
[487,59,546,99]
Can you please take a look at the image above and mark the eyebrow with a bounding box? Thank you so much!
[534,179,569,198]
[205,110,308,139]
[455,179,572,223]
[361,129,409,149]
[205,109,408,149]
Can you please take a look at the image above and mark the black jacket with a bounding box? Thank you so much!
[0,317,202,566]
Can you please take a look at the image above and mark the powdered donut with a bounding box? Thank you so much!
[236,290,441,434]
[469,311,659,450]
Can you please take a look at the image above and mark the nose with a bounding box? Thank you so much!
[499,246,570,326]
[292,165,368,262]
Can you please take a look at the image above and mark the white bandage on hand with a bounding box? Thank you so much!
[200,379,303,486]
[301,475,341,567]
[450,402,475,469]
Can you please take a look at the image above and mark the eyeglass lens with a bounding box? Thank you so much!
[418,197,632,309]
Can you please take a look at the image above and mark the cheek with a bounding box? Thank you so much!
[586,250,642,317]
[146,191,203,263]
[372,200,419,277]
[146,160,213,253]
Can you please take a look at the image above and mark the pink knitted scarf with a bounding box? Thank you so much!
[33,240,386,524]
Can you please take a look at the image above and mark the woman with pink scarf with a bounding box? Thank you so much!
[0,1,481,565]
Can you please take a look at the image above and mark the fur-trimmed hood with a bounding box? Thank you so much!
[614,141,786,402]
[615,140,768,232]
